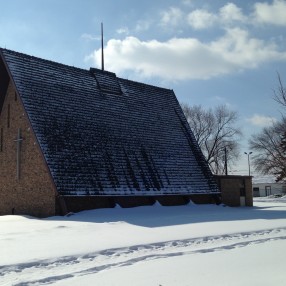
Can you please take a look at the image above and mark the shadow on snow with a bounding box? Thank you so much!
[44,199,286,228]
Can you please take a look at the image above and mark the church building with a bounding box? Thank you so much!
[0,48,219,217]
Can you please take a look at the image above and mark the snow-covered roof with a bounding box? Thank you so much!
[0,48,219,196]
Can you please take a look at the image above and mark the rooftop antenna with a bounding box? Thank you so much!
[101,22,104,71]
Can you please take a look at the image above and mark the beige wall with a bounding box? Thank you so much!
[215,175,253,207]
[253,183,286,197]
[0,81,57,217]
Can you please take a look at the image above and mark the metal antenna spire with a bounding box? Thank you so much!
[101,22,104,71]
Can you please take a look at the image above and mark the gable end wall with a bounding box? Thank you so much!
[0,81,57,217]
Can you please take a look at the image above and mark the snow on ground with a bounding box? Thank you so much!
[1,197,286,286]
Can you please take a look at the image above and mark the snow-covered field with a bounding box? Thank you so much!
[1,197,286,286]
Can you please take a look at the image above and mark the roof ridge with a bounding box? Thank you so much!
[118,77,172,92]
[0,47,87,74]
[0,47,172,91]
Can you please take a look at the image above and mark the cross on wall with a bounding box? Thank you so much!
[14,128,23,180]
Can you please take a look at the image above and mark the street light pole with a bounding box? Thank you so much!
[244,152,252,176]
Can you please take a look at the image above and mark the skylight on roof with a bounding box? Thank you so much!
[90,68,122,96]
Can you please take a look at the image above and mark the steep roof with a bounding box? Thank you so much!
[0,48,219,196]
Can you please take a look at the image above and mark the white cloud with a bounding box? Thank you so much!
[254,0,286,26]
[135,20,151,32]
[116,27,130,35]
[160,7,183,26]
[187,9,217,30]
[182,0,193,7]
[210,28,285,69]
[81,33,100,41]
[187,3,247,30]
[219,3,247,24]
[186,1,286,30]
[87,28,286,81]
[247,114,277,127]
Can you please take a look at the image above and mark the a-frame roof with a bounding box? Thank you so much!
[0,48,219,196]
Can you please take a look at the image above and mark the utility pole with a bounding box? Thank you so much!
[224,146,228,175]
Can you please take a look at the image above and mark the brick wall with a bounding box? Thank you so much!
[0,81,57,217]
[215,175,253,207]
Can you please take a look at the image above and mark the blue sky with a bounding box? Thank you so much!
[1,0,286,175]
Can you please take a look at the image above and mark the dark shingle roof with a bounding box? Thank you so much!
[0,48,219,196]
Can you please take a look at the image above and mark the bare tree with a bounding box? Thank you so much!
[273,73,286,109]
[251,74,286,181]
[249,118,286,179]
[276,131,286,181]
[181,104,242,174]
